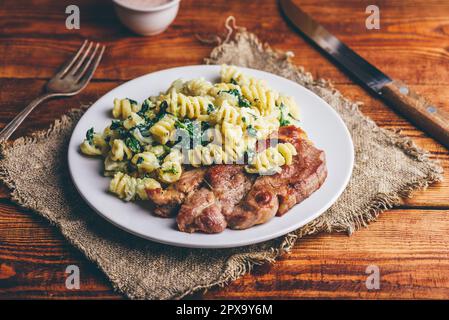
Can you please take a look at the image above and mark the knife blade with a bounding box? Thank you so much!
[280,0,449,149]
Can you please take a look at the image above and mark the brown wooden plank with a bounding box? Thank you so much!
[203,208,449,299]
[1,0,449,300]
[1,203,448,299]
[0,203,122,299]
[1,0,448,84]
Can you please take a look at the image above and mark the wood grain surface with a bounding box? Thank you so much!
[380,80,449,149]
[0,0,448,299]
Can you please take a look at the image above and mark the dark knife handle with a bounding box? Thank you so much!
[380,80,449,149]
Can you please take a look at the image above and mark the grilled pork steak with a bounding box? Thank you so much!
[149,126,327,233]
[176,165,254,233]
[146,168,206,217]
[176,188,226,233]
[228,127,327,229]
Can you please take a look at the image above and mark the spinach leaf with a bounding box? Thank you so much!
[175,118,194,137]
[238,97,251,108]
[246,125,258,137]
[220,88,251,108]
[86,127,94,145]
[126,98,138,106]
[279,103,291,127]
[207,103,215,114]
[137,99,150,117]
[158,101,168,117]
[200,121,212,146]
[117,127,128,139]
[125,136,141,153]
[110,120,122,130]
[162,166,178,175]
[136,119,154,135]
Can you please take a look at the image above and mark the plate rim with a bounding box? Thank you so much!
[68,64,354,248]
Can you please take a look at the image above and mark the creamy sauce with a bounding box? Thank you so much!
[116,0,172,9]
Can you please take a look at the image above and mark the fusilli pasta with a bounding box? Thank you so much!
[112,98,140,119]
[245,143,297,174]
[150,114,176,144]
[110,139,132,161]
[131,151,160,173]
[80,65,302,203]
[109,172,161,201]
[166,88,212,120]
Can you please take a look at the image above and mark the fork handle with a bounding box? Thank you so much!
[0,93,57,141]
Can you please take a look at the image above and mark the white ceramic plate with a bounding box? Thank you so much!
[68,65,354,248]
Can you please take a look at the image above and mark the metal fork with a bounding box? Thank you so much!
[0,40,105,141]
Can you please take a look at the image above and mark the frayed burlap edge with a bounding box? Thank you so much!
[206,30,443,237]
[0,108,297,300]
[179,31,443,297]
[0,31,443,299]
[0,109,85,205]
[0,101,442,300]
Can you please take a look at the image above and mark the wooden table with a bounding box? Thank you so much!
[0,0,448,299]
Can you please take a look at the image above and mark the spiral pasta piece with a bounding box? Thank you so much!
[166,89,212,120]
[245,143,297,174]
[131,152,160,173]
[240,82,279,116]
[112,98,140,119]
[158,161,182,183]
[220,64,250,85]
[109,172,161,201]
[145,145,168,158]
[182,78,214,96]
[81,65,305,203]
[154,149,183,183]
[188,144,223,167]
[103,155,128,176]
[150,114,176,145]
[209,82,241,98]
[123,112,144,130]
[277,95,300,120]
[110,139,132,161]
[211,104,259,130]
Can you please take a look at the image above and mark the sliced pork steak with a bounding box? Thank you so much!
[227,126,327,230]
[176,165,254,233]
[176,188,226,233]
[149,126,327,233]
[146,168,206,217]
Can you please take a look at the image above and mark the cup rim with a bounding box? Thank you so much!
[112,0,180,13]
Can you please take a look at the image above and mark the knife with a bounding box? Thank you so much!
[280,0,449,150]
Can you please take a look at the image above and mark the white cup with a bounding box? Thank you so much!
[112,0,180,36]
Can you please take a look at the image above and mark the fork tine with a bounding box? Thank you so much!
[77,45,105,87]
[55,40,88,78]
[70,41,93,76]
[74,43,100,82]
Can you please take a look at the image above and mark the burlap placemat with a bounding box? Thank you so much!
[0,30,443,299]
